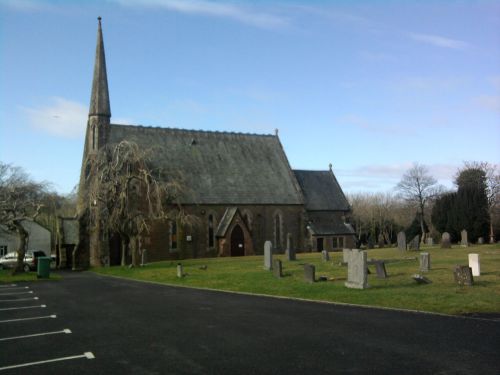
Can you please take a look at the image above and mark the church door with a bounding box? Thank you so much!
[230,225,245,257]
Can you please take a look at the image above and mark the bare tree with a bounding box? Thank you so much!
[84,141,194,266]
[457,161,500,243]
[396,163,440,243]
[0,162,49,273]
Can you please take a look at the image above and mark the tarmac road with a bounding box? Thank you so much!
[1,271,499,374]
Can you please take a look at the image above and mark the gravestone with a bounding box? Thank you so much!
[367,238,375,249]
[321,250,330,262]
[285,233,296,261]
[477,237,484,245]
[176,263,184,278]
[344,249,368,289]
[140,249,147,266]
[377,234,385,248]
[419,252,430,272]
[273,259,283,278]
[441,232,451,249]
[304,264,315,283]
[468,253,480,276]
[342,248,351,264]
[454,265,473,286]
[412,274,432,284]
[460,229,468,247]
[373,261,387,279]
[264,241,273,270]
[397,232,406,251]
[426,237,434,246]
[408,235,420,251]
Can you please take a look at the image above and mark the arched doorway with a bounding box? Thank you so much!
[230,225,245,256]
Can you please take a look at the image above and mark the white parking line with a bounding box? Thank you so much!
[0,291,33,296]
[0,314,56,323]
[0,284,16,288]
[0,304,46,311]
[0,351,95,371]
[0,328,71,342]
[0,297,39,302]
[0,286,29,291]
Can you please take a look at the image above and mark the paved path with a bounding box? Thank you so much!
[1,271,499,374]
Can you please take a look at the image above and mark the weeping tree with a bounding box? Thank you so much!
[85,141,193,266]
[0,162,49,273]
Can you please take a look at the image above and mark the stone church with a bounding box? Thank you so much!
[77,18,354,268]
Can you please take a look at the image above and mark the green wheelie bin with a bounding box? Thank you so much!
[37,257,51,278]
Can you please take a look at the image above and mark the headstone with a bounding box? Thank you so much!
[419,252,430,272]
[342,248,351,264]
[461,229,468,247]
[367,238,375,249]
[344,249,368,289]
[273,259,283,278]
[176,263,184,278]
[285,233,296,261]
[377,234,385,248]
[397,232,406,251]
[374,261,387,279]
[454,265,473,286]
[441,232,451,249]
[477,237,484,245]
[321,250,330,262]
[408,235,420,251]
[140,249,147,266]
[264,241,273,270]
[426,237,434,246]
[412,274,432,284]
[304,264,315,283]
[468,253,480,276]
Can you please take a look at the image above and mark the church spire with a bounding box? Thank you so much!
[89,16,111,118]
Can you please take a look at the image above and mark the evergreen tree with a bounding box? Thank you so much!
[431,192,458,241]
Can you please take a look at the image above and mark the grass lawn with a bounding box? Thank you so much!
[0,269,61,283]
[93,243,498,315]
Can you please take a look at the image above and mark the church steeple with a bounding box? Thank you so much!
[89,16,111,118]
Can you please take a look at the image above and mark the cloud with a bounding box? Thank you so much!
[113,0,290,30]
[474,95,500,112]
[409,32,469,50]
[22,97,87,138]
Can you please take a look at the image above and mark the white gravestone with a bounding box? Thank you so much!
[419,252,430,272]
[344,249,368,289]
[264,241,273,270]
[468,253,480,276]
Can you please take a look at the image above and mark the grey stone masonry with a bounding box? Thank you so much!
[419,252,430,272]
[273,259,283,278]
[304,264,315,283]
[285,233,296,261]
[321,250,330,262]
[468,253,480,276]
[344,249,368,289]
[454,265,473,286]
[397,232,406,251]
[264,241,273,270]
[461,229,468,247]
[441,232,451,249]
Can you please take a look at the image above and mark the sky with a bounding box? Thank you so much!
[1,0,499,196]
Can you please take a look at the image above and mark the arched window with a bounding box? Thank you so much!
[274,213,282,249]
[208,214,215,248]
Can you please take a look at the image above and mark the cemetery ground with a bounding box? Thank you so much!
[93,244,500,316]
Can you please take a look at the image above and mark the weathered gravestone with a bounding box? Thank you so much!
[461,229,468,247]
[468,253,480,276]
[304,264,315,283]
[342,248,350,264]
[264,241,273,270]
[441,232,451,249]
[372,261,387,279]
[426,237,434,246]
[454,265,474,286]
[273,259,283,278]
[477,237,484,245]
[176,263,184,278]
[367,238,375,249]
[344,249,368,289]
[397,232,406,251]
[377,234,385,248]
[321,250,330,262]
[408,235,420,251]
[285,233,296,261]
[419,252,430,272]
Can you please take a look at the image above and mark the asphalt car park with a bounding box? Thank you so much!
[0,271,499,374]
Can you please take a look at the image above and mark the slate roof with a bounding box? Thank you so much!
[293,170,350,211]
[308,220,355,236]
[108,124,304,205]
